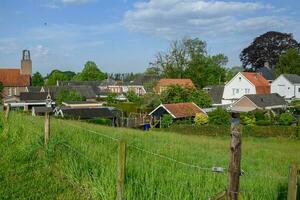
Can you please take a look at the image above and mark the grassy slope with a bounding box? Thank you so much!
[1,112,300,199]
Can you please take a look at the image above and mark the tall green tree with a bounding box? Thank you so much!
[73,61,106,81]
[275,48,300,76]
[46,71,69,85]
[240,31,300,71]
[151,38,227,88]
[32,72,44,86]
[160,85,212,108]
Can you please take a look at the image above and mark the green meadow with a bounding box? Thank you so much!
[1,112,300,199]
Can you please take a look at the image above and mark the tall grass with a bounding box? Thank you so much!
[1,111,300,199]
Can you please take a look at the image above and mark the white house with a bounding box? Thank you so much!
[271,74,300,100]
[222,72,270,105]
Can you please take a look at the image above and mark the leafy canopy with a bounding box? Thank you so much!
[32,72,44,86]
[275,48,300,76]
[73,61,106,81]
[56,88,85,105]
[160,85,212,108]
[240,31,300,71]
[151,38,228,88]
[208,108,231,125]
[46,71,69,85]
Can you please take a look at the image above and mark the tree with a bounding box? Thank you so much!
[160,114,173,128]
[32,72,44,86]
[160,85,212,108]
[144,67,161,76]
[73,61,106,81]
[106,93,118,104]
[208,108,231,125]
[275,48,300,76]
[46,71,69,85]
[240,31,300,71]
[279,112,294,126]
[140,93,161,111]
[0,82,3,93]
[126,91,140,103]
[151,38,227,88]
[55,88,85,105]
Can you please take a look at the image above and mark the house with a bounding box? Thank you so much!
[54,107,122,126]
[207,85,225,107]
[62,101,103,108]
[257,66,274,83]
[149,102,206,127]
[0,50,32,97]
[4,91,55,111]
[230,93,287,112]
[155,79,194,94]
[222,72,270,105]
[271,74,300,100]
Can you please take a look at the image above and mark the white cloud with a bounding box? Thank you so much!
[123,0,297,39]
[31,45,49,57]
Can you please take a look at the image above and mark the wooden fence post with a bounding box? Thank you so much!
[116,140,126,200]
[227,123,242,200]
[287,164,298,200]
[44,112,50,147]
[5,104,10,122]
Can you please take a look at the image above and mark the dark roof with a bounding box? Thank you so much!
[70,85,97,99]
[26,86,43,92]
[257,67,274,81]
[282,74,300,84]
[60,107,116,119]
[33,107,53,113]
[63,101,99,104]
[20,92,52,101]
[244,93,286,108]
[208,85,224,104]
[57,80,104,86]
[129,75,159,85]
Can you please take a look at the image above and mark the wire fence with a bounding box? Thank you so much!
[8,112,295,199]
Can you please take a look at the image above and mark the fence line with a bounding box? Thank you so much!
[63,121,119,142]
[128,144,227,173]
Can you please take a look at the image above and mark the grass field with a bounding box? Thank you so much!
[1,111,300,199]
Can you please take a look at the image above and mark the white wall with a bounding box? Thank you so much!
[295,85,300,99]
[271,75,295,99]
[222,73,255,104]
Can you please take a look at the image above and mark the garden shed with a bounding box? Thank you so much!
[149,102,206,127]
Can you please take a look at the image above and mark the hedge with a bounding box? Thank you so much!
[164,124,298,138]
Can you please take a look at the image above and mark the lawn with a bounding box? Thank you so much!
[0,111,300,199]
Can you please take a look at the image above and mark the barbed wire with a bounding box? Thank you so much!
[63,121,119,142]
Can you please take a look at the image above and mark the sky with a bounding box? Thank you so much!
[0,0,300,75]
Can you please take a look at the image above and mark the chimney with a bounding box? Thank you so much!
[264,62,270,69]
[21,50,32,76]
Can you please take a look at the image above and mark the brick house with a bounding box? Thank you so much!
[155,79,195,94]
[0,50,32,97]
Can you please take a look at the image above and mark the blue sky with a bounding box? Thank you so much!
[0,0,299,75]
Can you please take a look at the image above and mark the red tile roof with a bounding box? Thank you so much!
[157,79,194,88]
[242,72,270,94]
[0,68,31,87]
[163,102,205,118]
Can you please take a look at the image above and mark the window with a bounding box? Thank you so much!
[298,88,300,93]
[245,89,250,94]
[239,77,242,81]
[8,88,12,96]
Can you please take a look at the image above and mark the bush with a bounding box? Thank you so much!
[208,108,231,125]
[279,112,294,126]
[126,91,140,103]
[56,88,85,105]
[194,113,208,126]
[0,114,3,133]
[297,119,300,138]
[240,112,255,126]
[161,114,173,128]
[256,120,271,126]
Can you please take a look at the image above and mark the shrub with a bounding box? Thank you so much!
[297,119,300,138]
[0,114,3,133]
[56,88,85,105]
[194,113,208,126]
[126,91,140,103]
[208,108,231,125]
[161,114,173,128]
[256,120,271,126]
[279,112,294,126]
[240,112,255,126]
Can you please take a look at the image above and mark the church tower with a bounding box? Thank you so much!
[21,50,32,76]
